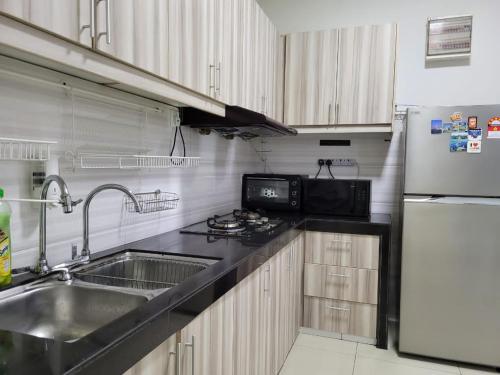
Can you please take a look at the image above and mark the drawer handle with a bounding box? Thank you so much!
[327,306,350,312]
[327,273,350,278]
[326,240,352,251]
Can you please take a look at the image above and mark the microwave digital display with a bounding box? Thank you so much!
[246,179,289,203]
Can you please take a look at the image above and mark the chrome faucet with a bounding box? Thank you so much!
[35,175,81,274]
[81,184,142,259]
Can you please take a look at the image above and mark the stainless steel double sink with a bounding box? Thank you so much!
[0,252,218,342]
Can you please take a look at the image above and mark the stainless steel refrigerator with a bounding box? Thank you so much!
[399,105,500,367]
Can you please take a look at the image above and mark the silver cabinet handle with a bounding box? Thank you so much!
[184,336,195,375]
[326,240,352,252]
[208,64,216,96]
[215,62,221,96]
[327,273,350,278]
[327,103,332,125]
[335,103,339,124]
[97,0,111,44]
[327,306,350,312]
[176,342,182,375]
[82,0,95,38]
[263,266,270,292]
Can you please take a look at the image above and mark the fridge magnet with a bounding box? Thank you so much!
[449,132,468,152]
[431,119,443,134]
[487,117,500,139]
[468,116,478,130]
[467,140,481,153]
[442,123,453,133]
[468,128,482,140]
[450,112,463,122]
[458,121,468,132]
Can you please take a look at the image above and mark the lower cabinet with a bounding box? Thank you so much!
[303,231,379,343]
[303,296,377,338]
[124,232,305,375]
[123,333,177,375]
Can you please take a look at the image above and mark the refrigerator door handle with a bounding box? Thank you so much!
[404,197,500,206]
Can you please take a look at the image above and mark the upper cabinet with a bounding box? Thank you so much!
[167,0,216,96]
[95,0,169,78]
[336,24,397,125]
[0,0,93,46]
[284,23,398,129]
[284,29,339,126]
[166,0,281,121]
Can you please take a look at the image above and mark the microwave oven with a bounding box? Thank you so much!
[303,178,371,218]
[242,174,304,211]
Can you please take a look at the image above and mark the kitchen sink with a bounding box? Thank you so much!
[0,281,147,342]
[73,251,218,291]
[0,252,218,342]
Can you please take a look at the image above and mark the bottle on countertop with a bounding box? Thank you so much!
[0,188,12,286]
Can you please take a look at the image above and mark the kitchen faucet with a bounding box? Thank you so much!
[35,175,81,274]
[80,184,142,259]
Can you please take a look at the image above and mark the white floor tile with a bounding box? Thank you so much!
[279,344,355,375]
[460,366,499,374]
[294,333,357,355]
[354,356,461,375]
[357,343,460,374]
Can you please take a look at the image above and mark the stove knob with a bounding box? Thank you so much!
[291,201,297,206]
[291,180,298,187]
[291,191,297,196]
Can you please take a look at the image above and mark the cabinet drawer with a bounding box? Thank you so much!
[304,263,378,304]
[303,296,377,338]
[305,231,379,269]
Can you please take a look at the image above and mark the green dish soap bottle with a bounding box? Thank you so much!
[0,188,12,286]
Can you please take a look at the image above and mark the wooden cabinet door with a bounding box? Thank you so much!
[336,23,397,124]
[305,231,380,270]
[0,0,93,46]
[95,0,169,78]
[123,332,177,375]
[259,256,280,375]
[209,289,236,375]
[168,0,216,96]
[275,242,292,372]
[284,29,338,126]
[234,268,262,375]
[179,307,212,375]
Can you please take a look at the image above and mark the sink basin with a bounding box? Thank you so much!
[74,251,218,291]
[0,282,147,342]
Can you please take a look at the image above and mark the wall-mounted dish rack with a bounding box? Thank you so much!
[124,190,179,213]
[0,137,57,161]
[80,153,200,169]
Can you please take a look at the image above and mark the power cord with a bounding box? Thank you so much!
[169,126,187,158]
[314,159,325,179]
[326,159,335,179]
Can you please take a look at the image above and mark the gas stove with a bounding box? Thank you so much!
[180,209,284,238]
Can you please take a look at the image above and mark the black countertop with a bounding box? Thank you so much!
[0,213,391,375]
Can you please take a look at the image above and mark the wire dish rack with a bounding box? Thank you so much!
[79,153,200,169]
[124,189,179,213]
[0,137,57,161]
[74,252,215,290]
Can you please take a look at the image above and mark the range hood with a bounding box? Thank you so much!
[180,106,297,140]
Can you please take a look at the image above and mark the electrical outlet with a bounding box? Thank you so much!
[331,158,356,167]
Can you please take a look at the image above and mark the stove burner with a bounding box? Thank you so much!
[206,215,246,232]
[233,209,262,221]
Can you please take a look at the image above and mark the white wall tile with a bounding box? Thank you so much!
[0,70,263,268]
